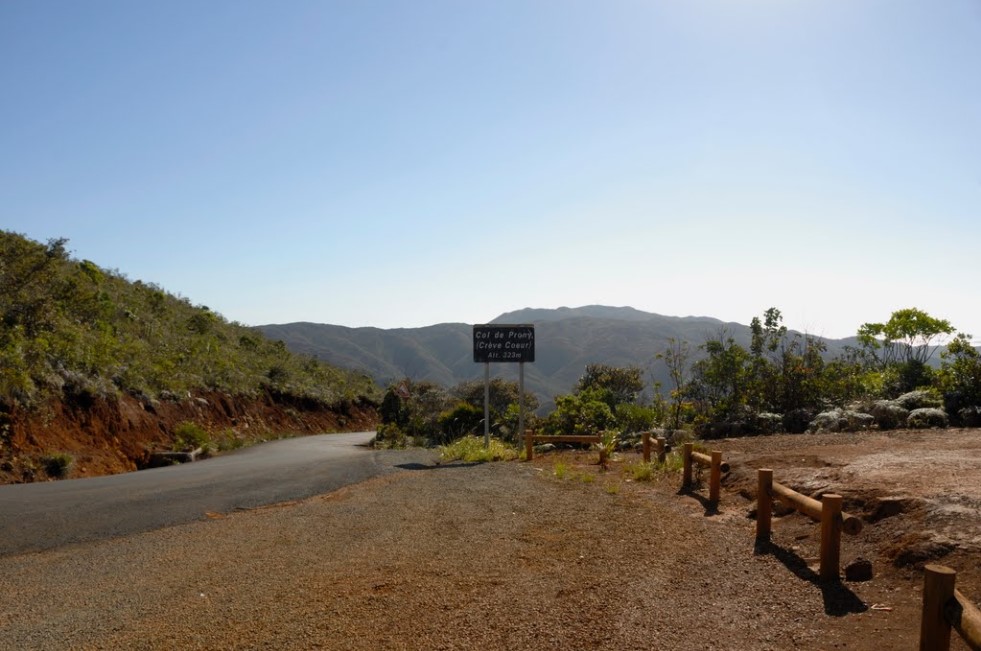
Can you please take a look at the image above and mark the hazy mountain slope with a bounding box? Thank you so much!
[259,305,857,409]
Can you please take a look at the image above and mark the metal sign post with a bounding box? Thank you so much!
[518,362,525,451]
[484,361,490,448]
[473,324,535,449]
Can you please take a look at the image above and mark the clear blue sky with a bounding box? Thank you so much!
[3,1,979,340]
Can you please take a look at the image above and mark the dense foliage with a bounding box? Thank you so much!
[672,307,979,433]
[0,231,378,410]
[372,307,979,446]
[375,377,538,447]
[543,364,660,436]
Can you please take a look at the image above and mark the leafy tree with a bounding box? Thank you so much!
[453,378,538,420]
[857,308,954,394]
[657,338,691,429]
[574,363,644,409]
[937,333,981,418]
[687,329,751,422]
[541,388,616,436]
[858,308,954,367]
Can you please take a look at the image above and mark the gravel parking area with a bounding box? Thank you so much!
[0,445,968,650]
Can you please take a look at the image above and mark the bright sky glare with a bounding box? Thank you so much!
[2,1,979,340]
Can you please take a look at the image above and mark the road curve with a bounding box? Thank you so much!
[0,432,425,556]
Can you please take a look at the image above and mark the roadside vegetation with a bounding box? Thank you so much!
[375,305,980,456]
[0,231,379,411]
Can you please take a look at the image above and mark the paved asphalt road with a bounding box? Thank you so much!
[0,432,432,556]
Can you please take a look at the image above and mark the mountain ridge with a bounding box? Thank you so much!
[257,305,859,409]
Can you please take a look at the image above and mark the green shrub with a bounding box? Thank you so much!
[372,422,407,449]
[173,421,210,451]
[553,461,569,479]
[439,436,517,463]
[437,402,484,443]
[627,461,656,482]
[213,428,246,452]
[42,452,73,478]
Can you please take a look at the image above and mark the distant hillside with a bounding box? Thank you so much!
[259,305,858,409]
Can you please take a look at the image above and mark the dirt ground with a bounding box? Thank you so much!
[712,428,981,590]
[706,427,981,650]
[1,429,978,650]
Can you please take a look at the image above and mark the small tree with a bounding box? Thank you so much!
[542,389,616,436]
[687,329,751,423]
[858,308,954,394]
[657,338,691,429]
[574,363,644,410]
[858,308,954,367]
[937,333,981,419]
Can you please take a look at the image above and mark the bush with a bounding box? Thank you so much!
[614,403,659,433]
[372,422,407,449]
[782,409,814,434]
[754,412,783,435]
[896,390,943,411]
[958,406,981,427]
[173,421,210,451]
[871,401,909,430]
[907,408,948,429]
[436,402,484,443]
[439,436,517,463]
[42,452,73,478]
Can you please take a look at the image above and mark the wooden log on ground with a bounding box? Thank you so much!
[691,450,730,473]
[769,481,863,535]
[771,481,824,521]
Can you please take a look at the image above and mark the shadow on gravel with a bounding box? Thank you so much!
[395,462,482,471]
[754,541,869,616]
[678,487,720,516]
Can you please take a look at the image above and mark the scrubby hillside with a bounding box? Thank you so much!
[0,231,380,482]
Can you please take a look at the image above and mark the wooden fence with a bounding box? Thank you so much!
[755,468,863,582]
[641,432,667,464]
[681,442,729,504]
[920,564,981,651]
[524,433,603,463]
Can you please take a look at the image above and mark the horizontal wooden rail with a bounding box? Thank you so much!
[681,443,728,504]
[691,450,731,473]
[524,432,602,462]
[641,432,667,464]
[770,482,863,536]
[949,589,981,650]
[529,435,601,444]
[757,469,863,582]
[921,564,981,651]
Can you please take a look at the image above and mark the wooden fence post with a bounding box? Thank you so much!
[642,431,651,463]
[757,468,773,542]
[820,493,843,582]
[656,437,666,464]
[920,564,956,651]
[682,443,693,489]
[709,450,722,503]
[525,431,534,461]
